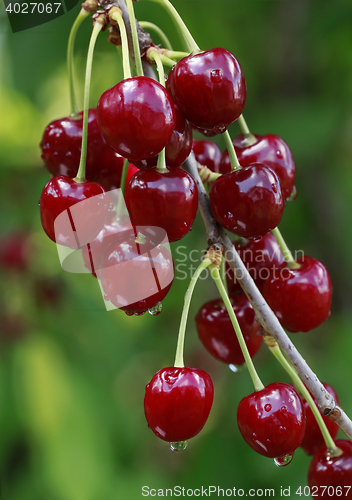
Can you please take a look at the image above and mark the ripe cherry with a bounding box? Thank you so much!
[97,76,175,161]
[192,140,222,173]
[132,106,192,169]
[262,256,332,332]
[300,383,339,455]
[220,134,296,200]
[126,163,139,185]
[226,234,284,294]
[210,163,284,239]
[168,48,246,132]
[100,233,174,315]
[144,366,214,442]
[195,294,262,366]
[308,440,352,498]
[40,109,125,186]
[125,168,198,242]
[39,175,110,248]
[237,382,305,460]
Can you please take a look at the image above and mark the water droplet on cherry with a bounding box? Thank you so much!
[264,404,272,412]
[148,302,163,316]
[276,150,283,159]
[210,69,223,83]
[213,124,227,134]
[170,440,188,452]
[274,453,293,467]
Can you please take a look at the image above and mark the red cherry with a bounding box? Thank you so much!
[210,163,284,239]
[125,168,198,242]
[0,232,31,271]
[97,76,175,161]
[300,383,339,455]
[168,48,246,132]
[262,256,332,333]
[100,234,174,315]
[195,294,262,365]
[220,134,296,200]
[192,140,222,173]
[308,440,352,498]
[126,163,139,185]
[132,106,192,169]
[39,175,110,248]
[237,382,305,459]
[40,109,125,185]
[191,124,218,138]
[144,366,214,442]
[226,234,284,294]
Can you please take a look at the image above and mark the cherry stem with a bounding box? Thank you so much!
[110,9,132,80]
[271,227,300,270]
[174,258,212,368]
[125,0,144,76]
[220,257,228,295]
[163,50,190,59]
[75,18,104,183]
[223,130,241,171]
[265,337,342,457]
[148,50,166,85]
[210,264,264,392]
[143,0,200,53]
[116,158,130,218]
[198,165,222,184]
[236,115,257,146]
[67,8,90,116]
[139,21,173,50]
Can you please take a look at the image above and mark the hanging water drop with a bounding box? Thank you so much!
[210,69,223,83]
[170,440,188,452]
[274,453,293,467]
[229,363,246,373]
[148,302,163,316]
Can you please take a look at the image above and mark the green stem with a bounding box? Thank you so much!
[111,10,132,79]
[67,9,90,115]
[220,257,228,295]
[139,21,173,50]
[223,130,241,171]
[142,0,200,53]
[210,265,264,391]
[75,19,103,183]
[116,158,130,217]
[126,0,144,76]
[237,115,257,146]
[164,50,190,59]
[267,341,341,456]
[271,227,300,270]
[174,258,212,368]
[148,50,166,85]
[158,54,177,67]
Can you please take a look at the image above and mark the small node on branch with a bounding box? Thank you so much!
[262,333,278,349]
[81,0,98,12]
[92,10,109,30]
[205,244,223,268]
[108,6,123,27]
[108,25,121,46]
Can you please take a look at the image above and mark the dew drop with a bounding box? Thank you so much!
[134,310,146,316]
[271,184,278,193]
[229,363,246,373]
[125,310,134,316]
[148,302,163,316]
[170,440,188,452]
[210,69,223,83]
[274,454,293,467]
[264,404,272,412]
[287,185,297,202]
[281,406,287,413]
[213,124,227,134]
[276,150,283,159]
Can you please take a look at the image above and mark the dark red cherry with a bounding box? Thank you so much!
[308,440,352,498]
[192,140,222,173]
[262,256,332,333]
[97,76,175,161]
[39,175,110,248]
[100,234,174,315]
[0,232,31,271]
[300,383,339,455]
[237,382,305,459]
[126,163,139,185]
[191,124,218,138]
[144,366,214,442]
[40,109,125,184]
[226,234,284,294]
[125,168,198,242]
[168,48,246,132]
[220,134,296,200]
[210,163,284,239]
[195,294,262,365]
[132,106,192,169]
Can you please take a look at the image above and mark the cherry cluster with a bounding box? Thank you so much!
[36,0,352,494]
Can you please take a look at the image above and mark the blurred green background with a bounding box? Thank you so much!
[1,0,352,498]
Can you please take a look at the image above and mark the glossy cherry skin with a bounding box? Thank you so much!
[237,382,305,459]
[100,235,174,315]
[192,140,222,173]
[191,124,218,138]
[144,366,214,442]
[210,163,284,239]
[300,383,339,455]
[220,134,296,200]
[97,76,175,161]
[40,109,125,186]
[262,256,332,333]
[168,48,246,133]
[39,175,109,248]
[226,234,284,294]
[125,168,198,242]
[195,294,262,365]
[132,107,192,169]
[126,163,139,185]
[308,440,352,498]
